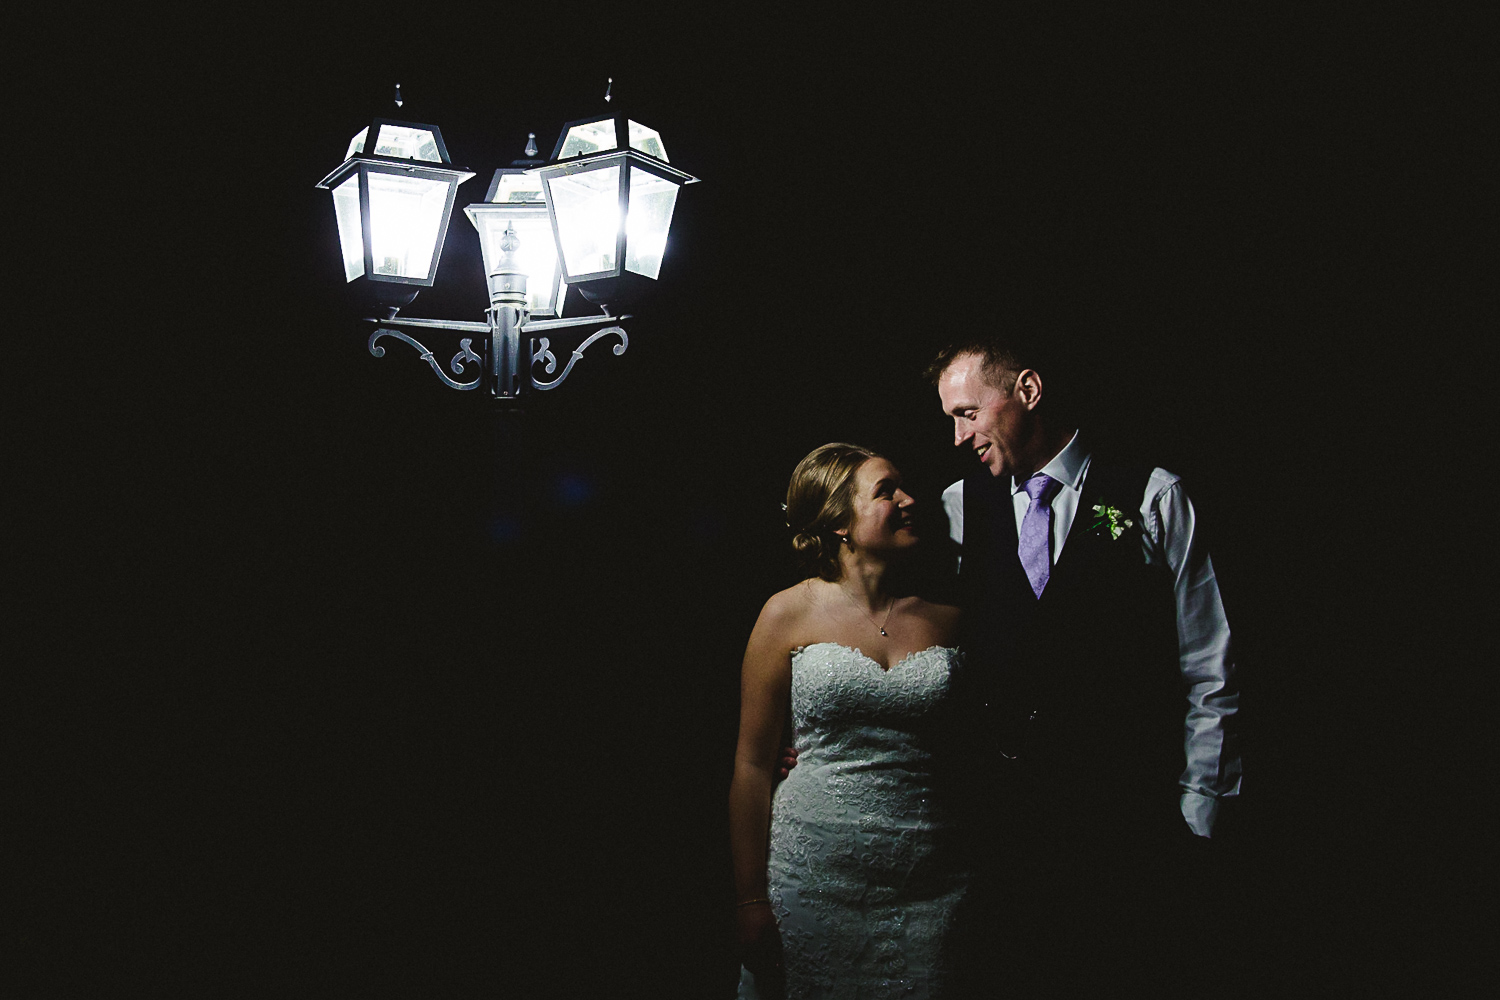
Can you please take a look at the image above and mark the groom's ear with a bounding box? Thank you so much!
[1013,369,1044,410]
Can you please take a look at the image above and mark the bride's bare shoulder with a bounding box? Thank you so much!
[744,580,825,660]
[760,578,825,625]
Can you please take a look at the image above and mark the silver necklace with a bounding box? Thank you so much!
[839,585,895,637]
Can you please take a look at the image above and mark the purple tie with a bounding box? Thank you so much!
[1018,473,1062,598]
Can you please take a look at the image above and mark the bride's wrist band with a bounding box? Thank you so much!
[737,897,770,908]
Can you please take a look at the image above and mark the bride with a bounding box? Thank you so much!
[730,443,968,999]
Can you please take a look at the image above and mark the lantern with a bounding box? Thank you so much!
[464,169,567,318]
[532,115,698,306]
[316,118,475,312]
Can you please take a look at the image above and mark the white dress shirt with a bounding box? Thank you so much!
[941,432,1242,837]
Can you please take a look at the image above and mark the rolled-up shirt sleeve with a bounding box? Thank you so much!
[1143,472,1242,837]
[942,480,965,568]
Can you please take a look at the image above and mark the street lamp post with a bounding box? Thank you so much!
[316,97,699,406]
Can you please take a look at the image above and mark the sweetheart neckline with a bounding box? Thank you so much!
[794,642,957,674]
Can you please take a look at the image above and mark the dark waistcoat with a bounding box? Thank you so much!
[953,456,1183,840]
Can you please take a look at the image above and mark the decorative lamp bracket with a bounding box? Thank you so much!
[363,310,632,396]
[522,312,632,391]
[367,326,483,391]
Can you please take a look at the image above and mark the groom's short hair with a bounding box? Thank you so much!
[925,335,1079,421]
[924,337,1031,393]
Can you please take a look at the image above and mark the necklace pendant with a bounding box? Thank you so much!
[879,628,888,636]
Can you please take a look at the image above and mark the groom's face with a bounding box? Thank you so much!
[937,352,1031,479]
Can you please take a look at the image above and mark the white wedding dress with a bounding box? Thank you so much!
[739,643,970,999]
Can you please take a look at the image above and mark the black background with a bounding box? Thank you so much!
[13,8,1482,996]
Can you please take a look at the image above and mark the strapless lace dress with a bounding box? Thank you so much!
[739,643,969,999]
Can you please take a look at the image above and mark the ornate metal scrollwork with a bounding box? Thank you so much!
[532,337,558,377]
[451,338,481,375]
[529,326,629,391]
[369,329,481,391]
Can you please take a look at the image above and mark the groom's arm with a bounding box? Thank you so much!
[1144,471,1242,839]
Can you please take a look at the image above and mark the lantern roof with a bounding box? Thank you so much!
[483,168,548,205]
[349,118,453,163]
[549,115,673,166]
[316,118,474,191]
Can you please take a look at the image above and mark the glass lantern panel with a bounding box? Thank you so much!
[332,175,365,281]
[628,121,668,162]
[373,125,443,162]
[473,210,564,315]
[491,172,546,203]
[366,172,451,279]
[624,169,679,280]
[557,120,618,159]
[547,166,622,277]
[345,127,370,161]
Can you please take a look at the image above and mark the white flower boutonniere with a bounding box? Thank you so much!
[1088,503,1135,540]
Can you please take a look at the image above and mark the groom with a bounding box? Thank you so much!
[929,336,1241,989]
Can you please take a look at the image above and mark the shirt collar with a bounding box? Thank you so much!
[1009,429,1090,496]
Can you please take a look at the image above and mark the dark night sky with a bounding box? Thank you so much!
[14,9,1482,995]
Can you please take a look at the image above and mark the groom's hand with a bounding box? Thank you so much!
[777,746,799,781]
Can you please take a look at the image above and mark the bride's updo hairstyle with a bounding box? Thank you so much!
[785,442,881,582]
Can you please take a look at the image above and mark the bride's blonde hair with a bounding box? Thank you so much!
[784,442,881,582]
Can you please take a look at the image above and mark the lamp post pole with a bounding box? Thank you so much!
[486,224,527,403]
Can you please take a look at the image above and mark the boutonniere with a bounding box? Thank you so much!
[1087,503,1135,540]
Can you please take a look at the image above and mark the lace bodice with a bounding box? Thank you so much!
[782,643,961,830]
[740,643,968,999]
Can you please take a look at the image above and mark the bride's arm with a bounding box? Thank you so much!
[728,596,794,979]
